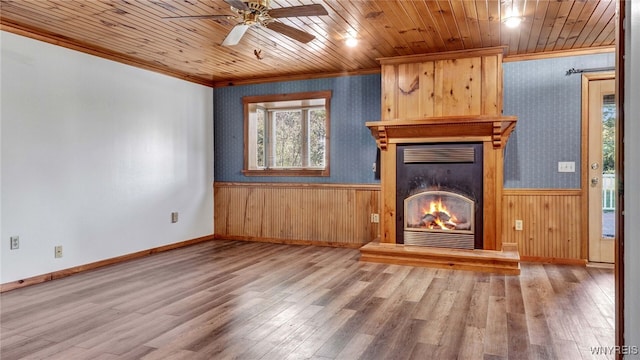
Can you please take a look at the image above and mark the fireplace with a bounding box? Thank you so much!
[360,48,520,274]
[396,143,483,249]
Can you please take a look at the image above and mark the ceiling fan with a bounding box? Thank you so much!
[162,0,328,46]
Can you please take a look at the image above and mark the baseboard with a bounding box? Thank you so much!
[214,234,365,249]
[520,255,588,266]
[586,261,615,269]
[0,234,215,293]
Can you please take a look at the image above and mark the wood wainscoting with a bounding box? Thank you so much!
[214,184,585,263]
[214,182,380,247]
[502,189,585,264]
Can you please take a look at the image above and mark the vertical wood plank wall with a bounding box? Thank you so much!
[214,182,380,248]
[501,189,584,263]
[214,184,586,262]
[381,48,504,121]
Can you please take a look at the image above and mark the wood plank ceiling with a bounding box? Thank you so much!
[0,0,616,87]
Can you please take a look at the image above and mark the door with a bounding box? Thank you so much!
[586,77,615,263]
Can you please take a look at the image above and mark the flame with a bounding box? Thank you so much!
[421,198,458,230]
[428,198,446,215]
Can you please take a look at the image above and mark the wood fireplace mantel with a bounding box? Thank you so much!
[369,116,517,251]
[366,115,517,150]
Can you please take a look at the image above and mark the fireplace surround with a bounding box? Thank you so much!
[364,47,517,252]
[360,47,519,273]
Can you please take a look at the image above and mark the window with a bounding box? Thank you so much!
[243,91,331,176]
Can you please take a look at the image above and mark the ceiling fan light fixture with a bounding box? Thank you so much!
[346,37,358,47]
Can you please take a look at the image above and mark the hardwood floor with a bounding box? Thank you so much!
[0,240,614,359]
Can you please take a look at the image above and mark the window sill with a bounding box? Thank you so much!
[242,169,330,177]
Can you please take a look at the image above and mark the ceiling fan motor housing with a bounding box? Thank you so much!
[247,0,270,14]
[237,0,270,25]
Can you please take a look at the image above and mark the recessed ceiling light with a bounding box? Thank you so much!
[503,4,523,28]
[346,37,358,47]
[503,16,523,28]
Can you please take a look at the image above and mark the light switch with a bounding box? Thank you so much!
[558,161,575,173]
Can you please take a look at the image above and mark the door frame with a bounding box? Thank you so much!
[581,72,616,261]
[615,0,626,354]
[581,73,616,262]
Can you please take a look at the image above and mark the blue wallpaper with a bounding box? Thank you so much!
[214,74,381,183]
[213,53,615,188]
[503,52,615,188]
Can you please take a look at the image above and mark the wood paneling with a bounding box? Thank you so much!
[483,142,499,251]
[213,184,588,263]
[441,57,482,116]
[380,143,396,244]
[502,189,584,263]
[381,64,397,120]
[397,62,422,119]
[214,182,380,247]
[481,55,501,115]
[379,47,503,120]
[0,1,616,86]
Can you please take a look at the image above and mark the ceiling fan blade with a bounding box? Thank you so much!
[267,4,328,18]
[265,21,315,43]
[224,0,249,11]
[222,24,250,46]
[161,14,233,20]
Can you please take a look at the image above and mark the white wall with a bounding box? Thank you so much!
[624,0,640,353]
[0,31,214,284]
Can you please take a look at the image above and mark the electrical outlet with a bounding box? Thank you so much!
[171,212,179,223]
[54,245,63,258]
[10,236,19,250]
[515,220,523,231]
[371,213,380,223]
